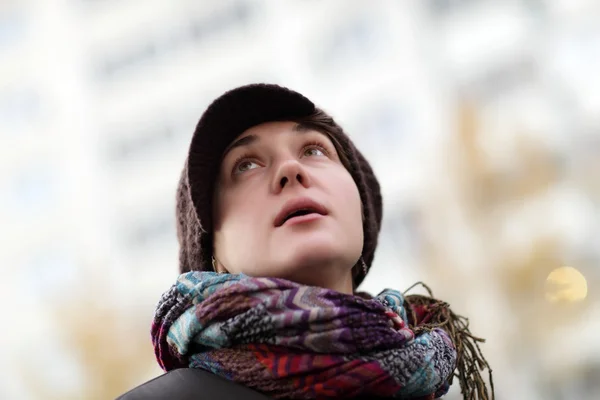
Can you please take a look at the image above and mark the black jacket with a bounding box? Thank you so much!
[117,368,387,400]
[117,368,272,400]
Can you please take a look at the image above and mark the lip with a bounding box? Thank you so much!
[282,213,324,227]
[274,197,329,227]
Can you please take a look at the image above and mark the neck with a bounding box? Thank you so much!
[281,262,354,294]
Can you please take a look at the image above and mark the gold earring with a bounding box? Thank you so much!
[212,256,227,274]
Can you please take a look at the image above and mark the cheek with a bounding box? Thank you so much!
[214,187,261,239]
[213,187,264,269]
[214,181,250,226]
[333,173,364,230]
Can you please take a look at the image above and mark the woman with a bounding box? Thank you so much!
[118,84,494,399]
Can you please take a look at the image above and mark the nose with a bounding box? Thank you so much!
[271,159,311,193]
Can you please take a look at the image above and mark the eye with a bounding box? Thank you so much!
[304,147,325,157]
[302,142,329,158]
[233,158,260,174]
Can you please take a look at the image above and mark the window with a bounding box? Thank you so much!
[94,0,258,80]
[427,0,480,17]
[467,56,536,100]
[383,207,426,258]
[104,116,190,165]
[0,86,41,134]
[311,15,386,71]
[369,104,410,144]
[6,164,58,217]
[121,210,176,250]
[21,249,78,298]
[352,102,413,158]
[0,8,26,50]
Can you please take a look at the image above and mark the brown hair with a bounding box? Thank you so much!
[289,110,353,171]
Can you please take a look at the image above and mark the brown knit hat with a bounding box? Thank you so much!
[176,83,382,286]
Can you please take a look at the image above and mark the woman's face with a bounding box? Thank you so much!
[212,121,363,293]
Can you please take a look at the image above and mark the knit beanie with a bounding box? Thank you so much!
[176,83,382,287]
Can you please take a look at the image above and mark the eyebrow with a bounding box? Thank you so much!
[223,134,258,157]
[222,123,311,158]
[292,123,311,132]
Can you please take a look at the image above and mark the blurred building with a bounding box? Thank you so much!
[1,0,599,399]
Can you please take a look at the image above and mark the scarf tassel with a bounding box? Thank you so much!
[403,283,495,400]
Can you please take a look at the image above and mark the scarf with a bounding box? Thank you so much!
[152,272,494,399]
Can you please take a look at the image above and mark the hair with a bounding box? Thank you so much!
[288,110,353,172]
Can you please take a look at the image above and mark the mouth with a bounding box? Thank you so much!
[275,198,328,227]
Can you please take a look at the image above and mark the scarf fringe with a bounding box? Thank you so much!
[403,282,495,400]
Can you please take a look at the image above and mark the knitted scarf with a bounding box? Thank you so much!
[152,272,494,399]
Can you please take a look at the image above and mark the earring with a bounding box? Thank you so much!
[212,256,227,274]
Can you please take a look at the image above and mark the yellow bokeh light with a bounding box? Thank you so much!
[545,266,588,303]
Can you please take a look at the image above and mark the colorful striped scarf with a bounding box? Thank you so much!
[152,272,493,399]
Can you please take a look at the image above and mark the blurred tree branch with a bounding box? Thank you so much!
[21,270,156,400]
[416,98,592,384]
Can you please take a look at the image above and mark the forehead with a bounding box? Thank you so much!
[223,121,325,157]
[238,121,304,139]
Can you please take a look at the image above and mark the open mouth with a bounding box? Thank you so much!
[275,198,328,227]
[282,208,321,225]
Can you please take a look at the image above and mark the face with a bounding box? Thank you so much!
[212,121,363,293]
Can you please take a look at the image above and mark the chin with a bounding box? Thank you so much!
[274,233,359,275]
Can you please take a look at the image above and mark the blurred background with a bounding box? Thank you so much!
[1,0,599,398]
